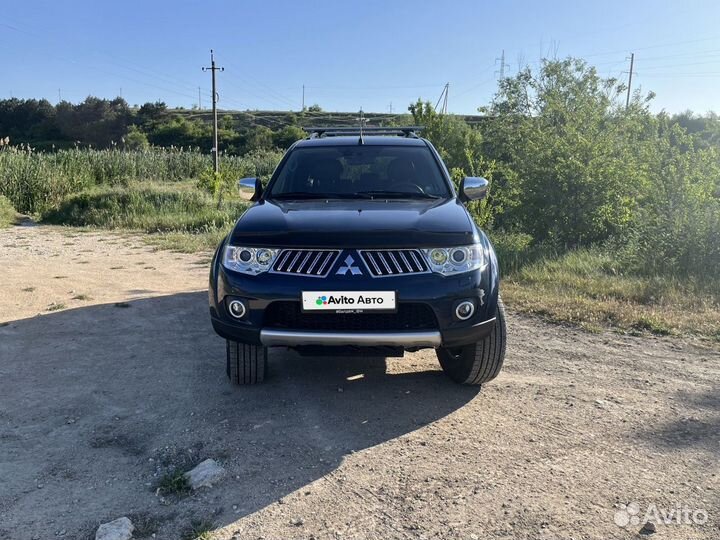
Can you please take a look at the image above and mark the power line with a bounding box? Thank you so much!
[222,59,299,109]
[633,58,720,71]
[579,35,720,60]
[303,83,442,91]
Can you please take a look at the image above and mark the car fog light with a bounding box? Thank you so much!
[238,249,253,263]
[450,247,467,264]
[455,300,475,321]
[227,299,247,319]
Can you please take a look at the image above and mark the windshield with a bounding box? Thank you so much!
[266,145,452,199]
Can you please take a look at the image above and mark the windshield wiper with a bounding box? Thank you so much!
[353,190,441,200]
[269,192,356,200]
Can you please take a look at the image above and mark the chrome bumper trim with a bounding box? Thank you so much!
[260,329,441,347]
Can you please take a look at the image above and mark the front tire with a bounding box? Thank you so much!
[436,298,507,385]
[226,340,267,385]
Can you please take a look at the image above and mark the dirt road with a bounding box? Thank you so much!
[1,226,718,540]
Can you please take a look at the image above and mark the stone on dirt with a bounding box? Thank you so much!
[95,517,134,540]
[184,458,226,489]
[639,521,657,535]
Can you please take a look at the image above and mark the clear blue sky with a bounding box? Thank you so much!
[2,0,719,115]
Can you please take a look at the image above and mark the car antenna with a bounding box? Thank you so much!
[357,108,365,145]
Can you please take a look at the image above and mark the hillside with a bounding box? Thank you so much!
[168,108,486,129]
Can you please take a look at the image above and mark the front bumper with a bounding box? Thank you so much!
[209,248,500,350]
[260,329,443,347]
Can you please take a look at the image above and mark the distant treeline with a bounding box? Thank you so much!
[0,97,415,155]
[1,94,718,157]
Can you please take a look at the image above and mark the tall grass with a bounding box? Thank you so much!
[0,146,281,214]
[43,181,247,233]
[0,195,16,227]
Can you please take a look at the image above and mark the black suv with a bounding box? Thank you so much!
[208,127,506,385]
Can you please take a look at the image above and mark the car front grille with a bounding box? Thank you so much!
[359,249,430,277]
[272,249,340,277]
[264,301,438,332]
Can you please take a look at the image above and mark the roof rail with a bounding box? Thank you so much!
[303,126,424,139]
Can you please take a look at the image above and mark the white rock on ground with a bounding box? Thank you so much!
[184,458,226,489]
[95,517,134,540]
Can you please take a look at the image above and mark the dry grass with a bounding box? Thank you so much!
[181,519,215,540]
[502,250,720,340]
[142,229,227,254]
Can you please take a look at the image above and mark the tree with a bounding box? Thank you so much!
[671,110,720,149]
[246,125,274,152]
[409,100,497,226]
[55,96,133,147]
[123,125,149,150]
[479,59,654,246]
[0,98,62,148]
[147,116,211,150]
[272,125,305,149]
[136,101,168,130]
[220,114,235,131]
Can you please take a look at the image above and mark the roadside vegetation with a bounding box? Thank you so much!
[43,181,246,233]
[0,195,17,227]
[0,145,279,214]
[181,519,215,540]
[156,469,191,496]
[1,57,718,340]
[496,247,720,339]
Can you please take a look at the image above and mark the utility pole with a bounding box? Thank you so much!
[302,84,305,111]
[389,101,393,114]
[58,88,62,102]
[198,87,202,110]
[202,49,224,173]
[495,50,509,79]
[434,83,449,114]
[625,52,635,110]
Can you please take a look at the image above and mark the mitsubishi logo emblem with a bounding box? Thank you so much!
[336,255,363,276]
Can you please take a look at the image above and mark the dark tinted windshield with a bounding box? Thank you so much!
[267,145,451,199]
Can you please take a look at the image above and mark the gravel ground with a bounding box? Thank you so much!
[1,226,718,540]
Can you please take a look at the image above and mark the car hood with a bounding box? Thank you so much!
[229,198,477,248]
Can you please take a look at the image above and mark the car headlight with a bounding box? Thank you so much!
[223,245,279,274]
[422,245,486,275]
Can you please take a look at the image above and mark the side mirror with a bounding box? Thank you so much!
[459,177,489,201]
[238,177,263,201]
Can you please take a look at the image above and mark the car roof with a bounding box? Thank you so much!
[294,136,428,148]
